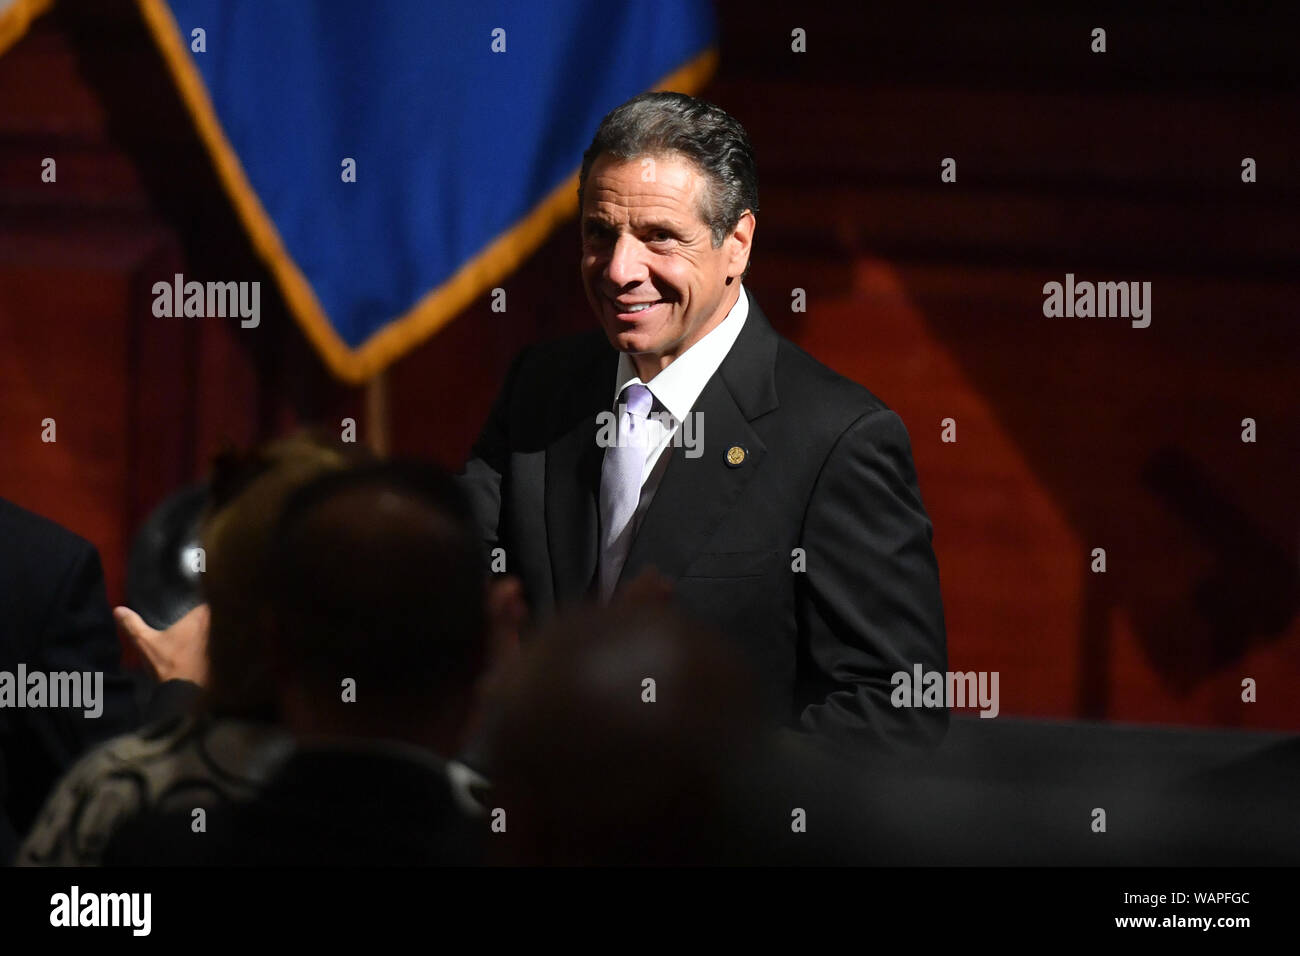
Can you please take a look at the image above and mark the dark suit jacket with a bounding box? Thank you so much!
[0,498,141,860]
[460,287,948,750]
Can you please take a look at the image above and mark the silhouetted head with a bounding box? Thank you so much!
[202,431,370,718]
[264,461,491,753]
[483,595,764,864]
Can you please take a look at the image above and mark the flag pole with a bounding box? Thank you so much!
[365,370,391,457]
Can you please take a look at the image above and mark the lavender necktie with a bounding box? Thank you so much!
[598,383,654,601]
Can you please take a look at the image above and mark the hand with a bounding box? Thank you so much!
[114,603,210,685]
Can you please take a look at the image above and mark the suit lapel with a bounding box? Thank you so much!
[619,287,781,588]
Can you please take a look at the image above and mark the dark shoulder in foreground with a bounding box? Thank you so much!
[0,497,96,570]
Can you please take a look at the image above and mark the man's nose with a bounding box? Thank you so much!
[605,234,649,286]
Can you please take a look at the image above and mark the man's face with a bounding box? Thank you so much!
[580,153,753,376]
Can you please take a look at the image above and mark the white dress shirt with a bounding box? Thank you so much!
[599,284,749,598]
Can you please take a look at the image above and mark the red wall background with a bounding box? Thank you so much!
[1,1,1296,730]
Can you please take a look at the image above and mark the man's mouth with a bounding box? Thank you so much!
[610,298,669,319]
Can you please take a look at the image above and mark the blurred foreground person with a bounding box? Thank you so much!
[18,434,364,865]
[104,461,508,865]
[0,498,144,863]
[481,593,774,865]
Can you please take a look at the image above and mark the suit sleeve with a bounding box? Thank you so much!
[4,541,141,841]
[457,346,531,563]
[37,542,140,747]
[797,407,948,749]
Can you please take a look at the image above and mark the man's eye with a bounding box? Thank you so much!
[649,231,673,243]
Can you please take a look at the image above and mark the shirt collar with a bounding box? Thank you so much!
[611,284,749,422]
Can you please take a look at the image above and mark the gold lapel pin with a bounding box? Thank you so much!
[725,445,747,467]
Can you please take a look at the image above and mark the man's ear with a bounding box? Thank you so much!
[726,210,756,279]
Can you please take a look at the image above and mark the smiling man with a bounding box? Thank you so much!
[460,92,947,750]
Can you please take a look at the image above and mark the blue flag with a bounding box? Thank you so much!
[139,0,717,382]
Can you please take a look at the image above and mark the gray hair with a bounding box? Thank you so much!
[578,91,759,251]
